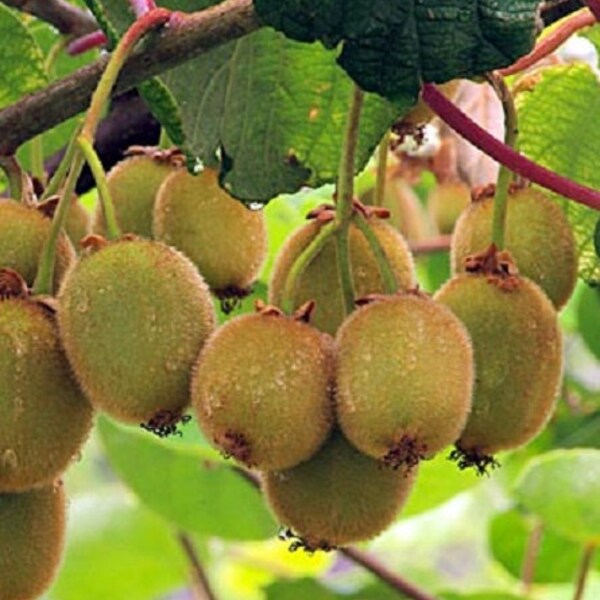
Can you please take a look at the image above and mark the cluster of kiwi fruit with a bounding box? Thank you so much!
[0,127,579,593]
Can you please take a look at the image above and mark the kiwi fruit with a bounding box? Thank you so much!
[269,218,416,334]
[0,272,93,491]
[38,195,92,252]
[264,430,416,550]
[336,292,473,468]
[0,199,75,293]
[93,148,179,238]
[193,306,334,470]
[153,167,268,295]
[58,237,216,426]
[0,481,66,600]
[451,187,577,309]
[428,180,471,234]
[435,269,562,469]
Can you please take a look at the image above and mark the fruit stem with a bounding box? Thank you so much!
[421,83,600,211]
[488,73,518,250]
[0,155,32,204]
[520,520,544,593]
[280,222,336,314]
[32,152,85,296]
[340,547,440,600]
[42,124,80,200]
[374,131,390,207]
[572,542,596,600]
[176,531,218,600]
[77,136,121,239]
[335,84,365,316]
[352,213,398,294]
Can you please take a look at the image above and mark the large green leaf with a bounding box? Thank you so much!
[254,0,540,103]
[514,449,600,544]
[0,4,47,110]
[84,0,406,203]
[97,416,277,540]
[48,490,188,600]
[489,509,600,584]
[516,64,600,284]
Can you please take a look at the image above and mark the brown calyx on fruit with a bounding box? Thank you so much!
[278,527,334,553]
[355,287,427,308]
[215,285,252,315]
[306,204,336,223]
[80,234,109,253]
[464,244,519,290]
[218,430,253,465]
[448,445,500,477]
[254,299,284,317]
[36,196,60,219]
[0,268,29,300]
[124,145,186,167]
[140,409,192,438]
[382,434,428,471]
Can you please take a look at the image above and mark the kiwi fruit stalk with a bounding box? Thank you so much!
[269,217,416,334]
[58,237,216,427]
[94,147,180,238]
[336,291,473,468]
[435,269,563,470]
[451,187,577,309]
[193,306,334,470]
[0,270,93,492]
[38,195,92,252]
[264,430,416,551]
[0,199,75,293]
[153,167,268,295]
[0,481,66,600]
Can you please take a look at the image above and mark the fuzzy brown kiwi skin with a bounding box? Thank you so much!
[335,292,474,469]
[0,199,75,293]
[0,295,93,492]
[0,481,66,600]
[192,310,335,471]
[269,218,416,335]
[58,237,216,426]
[435,273,563,469]
[451,188,578,309]
[263,430,416,551]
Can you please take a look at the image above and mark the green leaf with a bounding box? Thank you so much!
[517,64,600,284]
[254,0,539,103]
[84,0,406,203]
[97,416,277,540]
[441,593,529,600]
[48,490,188,600]
[514,449,600,544]
[489,509,600,583]
[265,579,407,600]
[578,285,600,360]
[0,4,48,110]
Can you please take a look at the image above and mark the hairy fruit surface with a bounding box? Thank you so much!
[58,238,216,425]
[193,310,334,470]
[264,430,416,550]
[336,292,473,468]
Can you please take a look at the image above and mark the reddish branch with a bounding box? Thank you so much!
[499,8,595,76]
[1,0,97,36]
[68,30,108,56]
[421,83,600,211]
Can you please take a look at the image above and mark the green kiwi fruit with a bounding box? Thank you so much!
[0,199,75,293]
[94,148,179,238]
[451,187,577,309]
[269,218,416,334]
[58,237,216,426]
[336,292,473,468]
[0,274,93,491]
[153,167,268,294]
[435,271,562,470]
[193,307,334,470]
[428,180,471,234]
[38,195,92,252]
[263,430,416,550]
[0,482,66,600]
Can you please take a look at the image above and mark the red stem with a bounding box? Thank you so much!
[585,0,600,20]
[68,30,108,56]
[499,9,595,76]
[421,83,600,211]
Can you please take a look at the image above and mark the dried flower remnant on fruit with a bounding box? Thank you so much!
[140,410,192,438]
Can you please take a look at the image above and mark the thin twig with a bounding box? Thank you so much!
[177,532,218,600]
[0,0,260,154]
[1,0,97,36]
[573,543,597,600]
[520,521,544,593]
[340,547,440,600]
